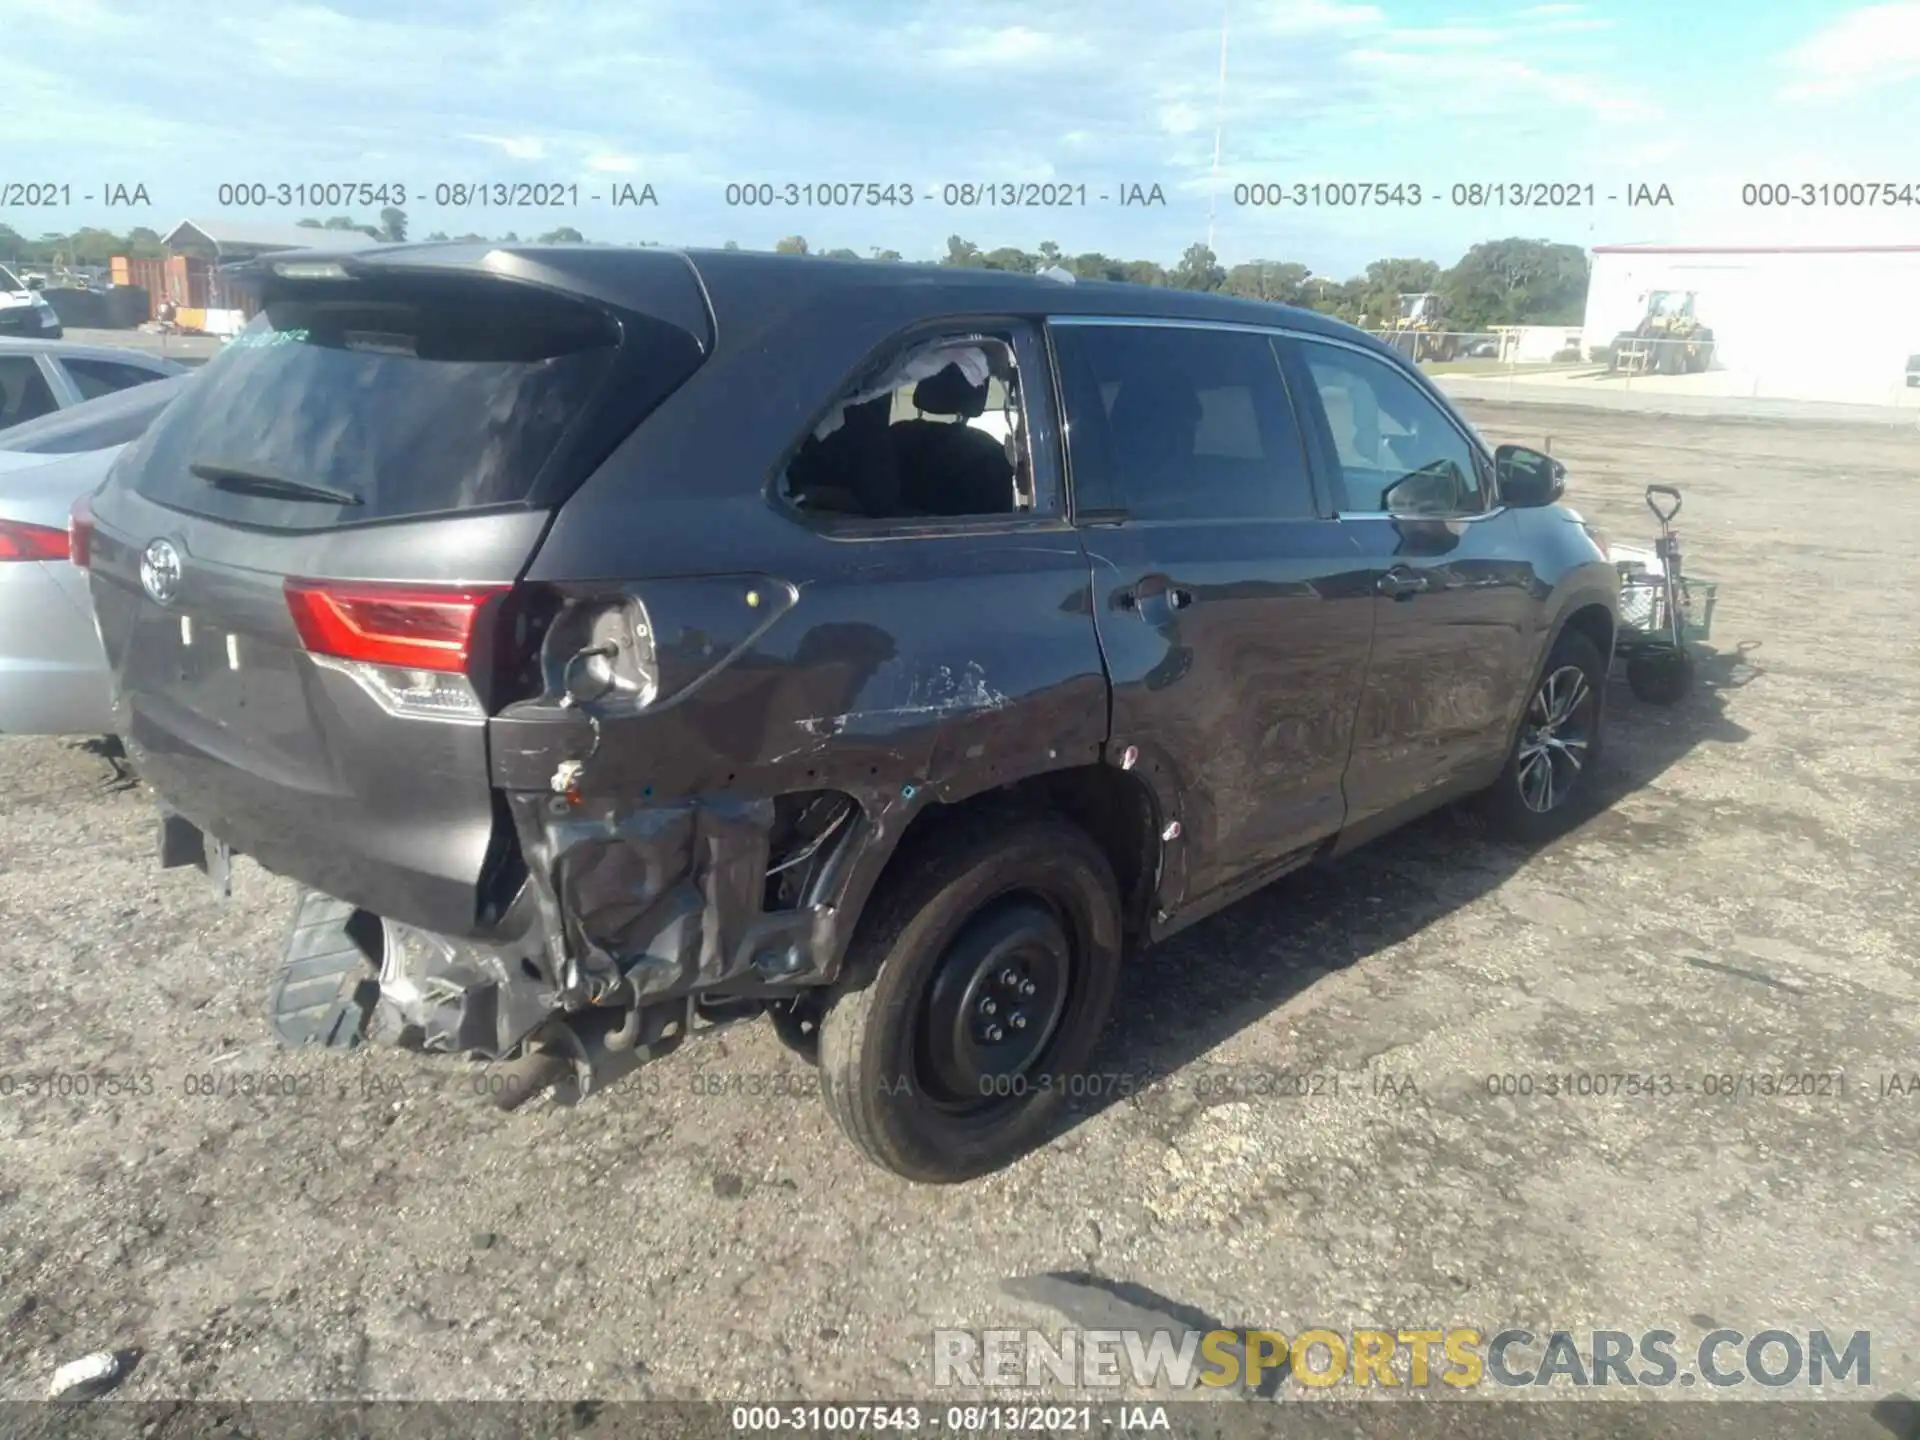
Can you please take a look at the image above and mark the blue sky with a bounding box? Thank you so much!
[5,0,1920,274]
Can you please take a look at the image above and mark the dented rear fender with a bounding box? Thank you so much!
[485,543,1114,1001]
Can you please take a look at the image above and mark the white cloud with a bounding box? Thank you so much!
[1347,49,1657,122]
[1380,25,1510,46]
[1516,3,1585,15]
[1609,138,1687,168]
[1262,1,1386,33]
[460,133,549,161]
[1781,2,1920,101]
[927,25,1077,68]
[1160,101,1208,135]
[584,153,639,174]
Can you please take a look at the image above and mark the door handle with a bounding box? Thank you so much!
[1118,574,1188,619]
[1376,567,1430,600]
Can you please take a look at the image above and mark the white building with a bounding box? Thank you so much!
[1583,243,1920,391]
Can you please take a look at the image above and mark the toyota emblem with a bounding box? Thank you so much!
[141,538,183,606]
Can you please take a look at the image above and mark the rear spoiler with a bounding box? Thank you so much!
[220,244,715,348]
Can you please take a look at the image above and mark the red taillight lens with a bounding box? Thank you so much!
[283,579,512,674]
[0,518,72,562]
[69,495,94,568]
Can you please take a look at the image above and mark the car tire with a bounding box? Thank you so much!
[1627,647,1695,705]
[816,812,1124,1184]
[1482,630,1608,843]
[270,890,380,1050]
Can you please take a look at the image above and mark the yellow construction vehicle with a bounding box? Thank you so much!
[1607,291,1715,376]
[1386,292,1458,363]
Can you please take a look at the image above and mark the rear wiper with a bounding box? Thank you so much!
[189,460,362,507]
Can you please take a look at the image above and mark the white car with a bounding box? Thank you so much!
[0,375,189,734]
[0,263,63,340]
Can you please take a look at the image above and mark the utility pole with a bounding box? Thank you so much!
[1205,3,1229,256]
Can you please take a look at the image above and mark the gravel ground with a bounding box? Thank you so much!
[1,402,1916,1421]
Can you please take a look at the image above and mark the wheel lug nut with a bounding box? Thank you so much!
[1019,979,1036,997]
[984,1024,1005,1043]
[979,997,997,1017]
[999,967,1020,987]
[1010,1012,1027,1030]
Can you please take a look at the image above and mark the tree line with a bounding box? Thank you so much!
[760,234,1589,332]
[2,212,1590,332]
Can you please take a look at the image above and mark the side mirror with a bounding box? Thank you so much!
[1496,444,1566,508]
[1383,463,1468,517]
[25,276,45,291]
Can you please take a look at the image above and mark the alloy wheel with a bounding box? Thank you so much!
[1516,664,1595,814]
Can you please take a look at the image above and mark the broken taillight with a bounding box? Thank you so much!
[0,519,72,563]
[68,495,94,568]
[284,578,514,721]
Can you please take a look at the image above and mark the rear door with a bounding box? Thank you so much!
[84,261,711,936]
[1278,335,1538,827]
[1051,318,1375,909]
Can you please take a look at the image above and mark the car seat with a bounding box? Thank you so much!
[890,363,1016,515]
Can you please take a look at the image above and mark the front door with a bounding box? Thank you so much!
[1279,336,1539,829]
[1050,319,1377,908]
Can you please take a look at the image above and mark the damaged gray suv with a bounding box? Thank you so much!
[79,244,1619,1183]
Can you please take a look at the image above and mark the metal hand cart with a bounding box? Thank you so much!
[1613,484,1717,705]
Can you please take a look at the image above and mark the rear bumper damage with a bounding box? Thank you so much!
[279,784,870,1108]
[156,776,868,1106]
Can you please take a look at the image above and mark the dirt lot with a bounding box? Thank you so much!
[2,402,1917,1420]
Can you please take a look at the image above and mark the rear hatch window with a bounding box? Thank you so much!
[117,273,674,530]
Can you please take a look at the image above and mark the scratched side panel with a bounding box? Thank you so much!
[486,519,1107,991]
[489,527,1106,804]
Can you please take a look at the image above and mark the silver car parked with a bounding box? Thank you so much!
[0,375,190,734]
[0,336,188,433]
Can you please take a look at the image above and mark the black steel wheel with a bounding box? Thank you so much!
[918,898,1074,1110]
[817,813,1123,1183]
[1483,629,1607,842]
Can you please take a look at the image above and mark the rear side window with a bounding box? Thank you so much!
[781,331,1036,522]
[1051,324,1317,522]
[118,277,635,529]
[0,374,187,454]
[61,358,165,401]
[0,356,59,430]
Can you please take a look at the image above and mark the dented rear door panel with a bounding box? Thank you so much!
[488,525,1108,996]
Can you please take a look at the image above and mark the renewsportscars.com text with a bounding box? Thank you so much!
[933,1326,1872,1391]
